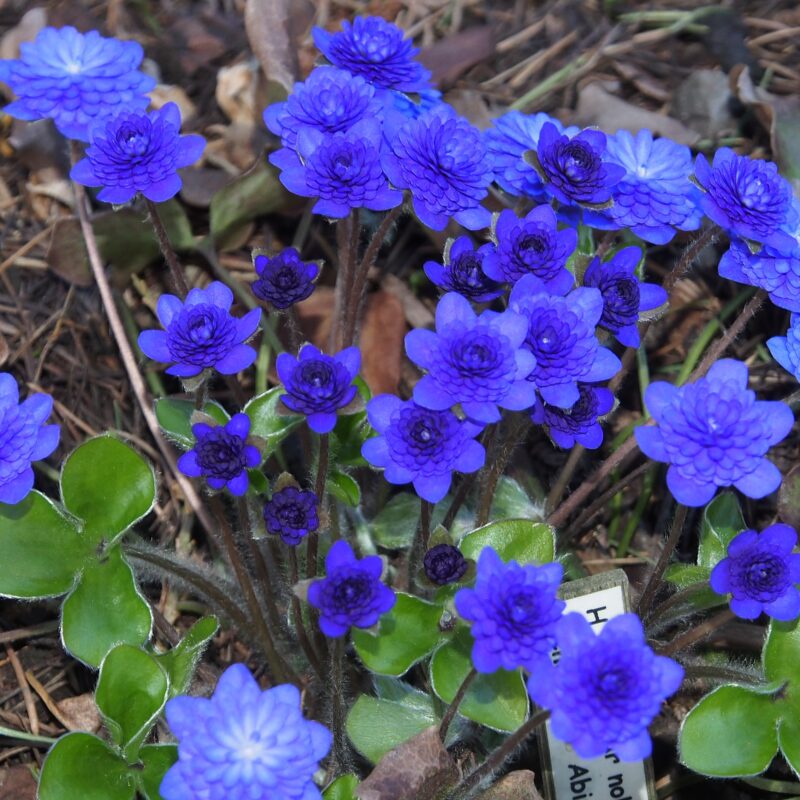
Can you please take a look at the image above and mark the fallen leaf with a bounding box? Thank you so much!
[359,290,406,396]
[0,6,46,65]
[575,83,701,146]
[670,69,736,140]
[179,167,234,209]
[778,464,800,531]
[419,26,495,86]
[0,766,36,800]
[381,274,434,329]
[355,726,459,800]
[731,65,800,194]
[56,692,102,732]
[150,84,197,124]
[216,62,260,127]
[475,770,544,800]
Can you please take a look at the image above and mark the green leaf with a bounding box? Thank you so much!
[155,398,230,449]
[371,493,421,549]
[664,564,712,588]
[244,387,303,455]
[156,616,218,699]
[352,593,445,676]
[779,718,800,779]
[662,566,725,614]
[0,492,88,598]
[459,519,555,566]
[210,160,292,250]
[490,476,544,520]
[679,684,780,776]
[138,744,179,800]
[346,693,439,764]
[697,492,746,569]
[327,470,361,507]
[248,469,269,496]
[331,410,370,468]
[61,435,156,545]
[96,645,168,760]
[62,548,152,667]
[38,733,135,800]
[430,628,528,732]
[764,618,800,711]
[323,774,359,799]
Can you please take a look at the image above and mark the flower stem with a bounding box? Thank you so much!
[446,709,551,798]
[656,608,735,657]
[439,668,477,741]
[307,433,330,581]
[420,499,432,552]
[288,547,326,680]
[545,444,585,515]
[332,211,360,351]
[637,503,688,619]
[210,495,297,684]
[144,197,189,297]
[328,636,349,777]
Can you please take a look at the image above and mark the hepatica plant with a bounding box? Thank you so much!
[2,11,800,800]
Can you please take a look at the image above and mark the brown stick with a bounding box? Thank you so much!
[144,197,188,296]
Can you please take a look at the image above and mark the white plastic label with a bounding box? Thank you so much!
[538,571,655,800]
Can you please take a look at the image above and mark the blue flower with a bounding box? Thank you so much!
[710,525,800,621]
[362,395,484,503]
[251,248,319,310]
[272,119,402,218]
[423,236,504,304]
[582,246,667,347]
[277,344,360,434]
[424,544,468,585]
[582,130,702,244]
[178,413,260,496]
[161,663,331,800]
[0,26,155,141]
[484,111,577,200]
[387,87,443,120]
[455,547,564,673]
[382,108,494,231]
[70,103,205,204]
[531,384,614,450]
[138,282,261,378]
[534,122,625,208]
[313,16,431,93]
[509,277,621,408]
[307,540,396,637]
[528,613,683,761]
[406,292,537,423]
[263,486,319,546]
[483,205,577,293]
[264,66,382,149]
[719,222,800,312]
[768,313,800,382]
[635,359,794,507]
[0,374,59,505]
[694,147,794,247]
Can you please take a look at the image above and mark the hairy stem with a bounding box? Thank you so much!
[447,709,551,798]
[439,668,477,741]
[656,609,736,657]
[332,211,360,351]
[546,444,585,515]
[637,504,688,619]
[307,434,330,581]
[288,547,325,679]
[328,636,348,777]
[144,197,189,297]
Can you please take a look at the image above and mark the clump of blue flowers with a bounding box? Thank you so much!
[710,524,800,621]
[361,396,484,503]
[455,547,565,673]
[0,374,59,505]
[635,359,794,506]
[528,613,683,760]
[178,413,260,496]
[161,663,331,800]
[307,540,396,637]
[277,344,360,434]
[251,248,320,310]
[0,26,155,141]
[406,292,537,424]
[70,103,205,204]
[139,282,261,378]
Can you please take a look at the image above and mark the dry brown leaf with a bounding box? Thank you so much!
[56,692,102,732]
[0,766,36,800]
[670,69,736,140]
[0,7,46,65]
[150,84,197,124]
[475,770,545,800]
[216,63,260,127]
[245,0,313,93]
[575,84,701,146]
[418,26,495,86]
[355,726,459,800]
